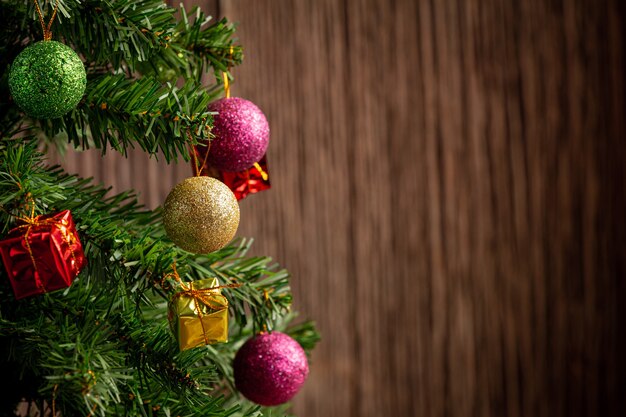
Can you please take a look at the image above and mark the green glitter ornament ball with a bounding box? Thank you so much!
[9,41,86,119]
[163,176,240,254]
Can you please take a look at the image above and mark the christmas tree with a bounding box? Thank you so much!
[0,0,318,415]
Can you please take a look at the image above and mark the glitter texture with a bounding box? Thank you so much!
[206,97,270,172]
[234,331,309,406]
[163,177,240,254]
[8,41,86,119]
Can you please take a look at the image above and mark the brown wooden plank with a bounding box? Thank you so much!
[217,2,357,416]
[48,0,626,416]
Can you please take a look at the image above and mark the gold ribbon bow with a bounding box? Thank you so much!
[165,263,241,347]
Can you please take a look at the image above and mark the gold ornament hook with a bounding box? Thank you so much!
[33,0,60,41]
[222,45,235,98]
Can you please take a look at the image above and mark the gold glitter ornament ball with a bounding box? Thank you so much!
[163,177,240,254]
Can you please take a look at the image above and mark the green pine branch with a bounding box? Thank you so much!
[47,74,215,161]
[138,7,244,81]
[0,1,318,415]
[3,0,243,72]
[0,139,319,416]
[0,1,243,160]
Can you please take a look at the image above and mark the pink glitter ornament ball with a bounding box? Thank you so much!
[234,331,309,406]
[207,97,270,172]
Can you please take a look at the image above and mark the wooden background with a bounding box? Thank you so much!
[49,0,626,416]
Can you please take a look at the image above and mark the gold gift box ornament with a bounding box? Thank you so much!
[166,265,241,351]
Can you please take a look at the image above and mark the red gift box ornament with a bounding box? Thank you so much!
[221,155,271,201]
[0,210,86,299]
[193,141,271,201]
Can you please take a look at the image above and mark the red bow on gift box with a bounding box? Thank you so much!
[194,145,271,201]
[220,155,271,201]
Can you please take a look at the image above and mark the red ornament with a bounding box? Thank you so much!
[0,210,86,299]
[221,155,271,200]
[194,146,271,201]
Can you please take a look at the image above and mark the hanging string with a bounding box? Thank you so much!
[33,0,60,41]
[222,71,230,99]
[187,129,210,176]
[222,45,235,98]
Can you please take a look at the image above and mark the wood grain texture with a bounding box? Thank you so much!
[49,0,626,416]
